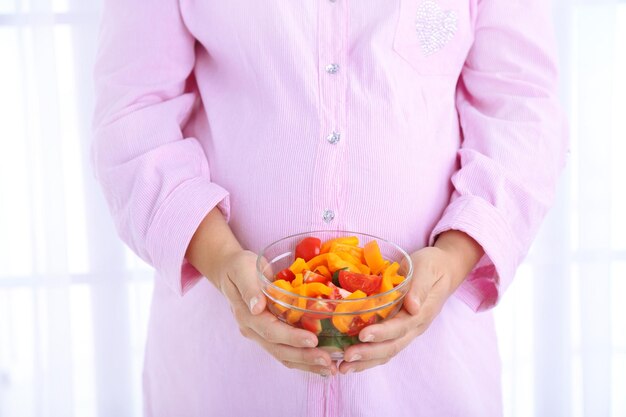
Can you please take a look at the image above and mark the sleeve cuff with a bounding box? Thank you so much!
[145,176,230,296]
[429,194,520,312]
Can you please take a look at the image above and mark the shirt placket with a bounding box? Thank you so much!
[307,1,347,416]
[312,0,348,231]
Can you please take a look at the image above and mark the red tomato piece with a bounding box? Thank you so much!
[338,270,382,295]
[301,316,322,335]
[303,298,334,319]
[295,237,322,262]
[303,270,328,284]
[327,282,342,300]
[346,315,378,337]
[275,268,296,282]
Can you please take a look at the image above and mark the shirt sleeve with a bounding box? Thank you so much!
[429,0,569,311]
[91,0,230,296]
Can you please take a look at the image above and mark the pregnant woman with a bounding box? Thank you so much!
[92,1,567,415]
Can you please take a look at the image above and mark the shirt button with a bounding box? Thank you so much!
[325,63,340,74]
[326,131,341,144]
[322,209,335,223]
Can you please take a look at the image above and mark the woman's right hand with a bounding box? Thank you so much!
[186,208,336,375]
[215,249,338,376]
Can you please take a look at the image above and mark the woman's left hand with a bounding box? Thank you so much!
[338,230,484,374]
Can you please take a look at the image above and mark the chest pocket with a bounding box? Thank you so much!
[393,0,474,76]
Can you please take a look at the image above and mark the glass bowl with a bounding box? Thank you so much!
[257,231,413,360]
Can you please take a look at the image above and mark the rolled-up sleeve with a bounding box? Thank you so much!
[91,0,229,296]
[430,0,569,311]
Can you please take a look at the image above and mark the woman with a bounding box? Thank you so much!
[92,0,567,415]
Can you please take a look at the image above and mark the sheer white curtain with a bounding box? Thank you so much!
[0,0,623,416]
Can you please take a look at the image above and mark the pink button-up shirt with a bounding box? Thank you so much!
[92,0,567,415]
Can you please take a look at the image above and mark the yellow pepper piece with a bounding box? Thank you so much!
[359,299,378,321]
[292,273,303,288]
[391,274,405,286]
[289,257,308,274]
[334,251,369,274]
[314,265,331,279]
[329,242,364,260]
[286,286,307,324]
[382,262,405,286]
[379,273,393,293]
[272,279,293,292]
[377,291,401,319]
[382,261,400,278]
[272,302,288,314]
[321,236,359,254]
[332,290,367,333]
[327,253,360,273]
[306,254,329,271]
[269,279,295,309]
[363,240,389,275]
[301,282,332,297]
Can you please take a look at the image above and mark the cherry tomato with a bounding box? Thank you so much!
[303,270,328,284]
[295,237,322,262]
[275,268,295,282]
[338,270,382,295]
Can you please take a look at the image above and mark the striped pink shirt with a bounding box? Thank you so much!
[92,0,567,415]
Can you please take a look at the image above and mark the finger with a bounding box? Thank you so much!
[338,357,392,374]
[282,360,338,377]
[247,311,319,347]
[356,309,417,343]
[342,330,414,364]
[225,276,318,348]
[244,330,335,368]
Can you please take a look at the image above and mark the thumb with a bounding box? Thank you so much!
[404,267,435,317]
[237,271,267,315]
[229,252,268,315]
[404,282,425,316]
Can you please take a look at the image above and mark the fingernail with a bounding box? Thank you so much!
[361,334,374,343]
[315,357,328,366]
[345,368,355,374]
[302,338,315,347]
[348,354,361,362]
[249,296,259,313]
[320,369,330,377]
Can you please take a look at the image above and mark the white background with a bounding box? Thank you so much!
[0,0,625,416]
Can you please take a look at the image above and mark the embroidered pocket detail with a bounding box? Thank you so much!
[415,0,458,56]
[392,0,473,76]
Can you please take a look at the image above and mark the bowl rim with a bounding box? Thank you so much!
[266,290,404,316]
[256,230,414,304]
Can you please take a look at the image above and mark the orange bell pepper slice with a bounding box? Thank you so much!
[332,290,368,333]
[300,282,332,297]
[269,279,295,314]
[320,236,359,254]
[306,254,329,271]
[292,273,303,288]
[314,265,331,279]
[329,242,364,260]
[326,253,357,273]
[286,286,307,324]
[363,240,389,275]
[391,275,405,286]
[289,257,308,274]
[334,251,371,275]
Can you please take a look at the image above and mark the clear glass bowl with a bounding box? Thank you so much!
[257,231,413,360]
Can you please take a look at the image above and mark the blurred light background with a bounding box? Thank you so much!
[0,0,625,416]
